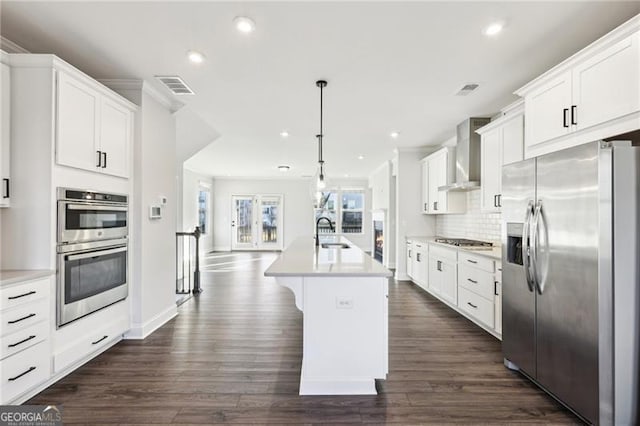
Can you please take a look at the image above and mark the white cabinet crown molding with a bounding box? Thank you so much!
[476,102,524,136]
[515,13,640,97]
[7,54,137,111]
[99,79,181,113]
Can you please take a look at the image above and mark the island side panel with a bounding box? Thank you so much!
[301,276,388,394]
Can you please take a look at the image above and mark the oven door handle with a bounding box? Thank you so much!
[66,203,128,212]
[66,245,127,261]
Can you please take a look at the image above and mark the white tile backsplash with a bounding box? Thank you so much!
[435,191,501,243]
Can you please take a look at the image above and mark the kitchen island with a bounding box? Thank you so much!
[264,236,392,395]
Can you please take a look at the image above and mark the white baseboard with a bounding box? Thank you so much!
[125,304,177,340]
[395,272,411,281]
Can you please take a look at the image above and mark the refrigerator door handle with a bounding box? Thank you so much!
[531,200,543,295]
[522,200,535,292]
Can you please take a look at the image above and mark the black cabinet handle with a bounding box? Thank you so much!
[2,178,9,199]
[424,203,427,211]
[437,260,442,271]
[416,253,421,262]
[96,150,102,167]
[467,302,478,309]
[467,259,478,264]
[467,278,478,284]
[92,335,108,345]
[563,108,569,128]
[8,366,36,381]
[493,194,498,208]
[102,152,107,169]
[8,335,36,348]
[8,291,36,300]
[8,313,36,324]
[408,250,411,259]
[494,281,499,296]
[498,194,502,207]
[571,105,577,125]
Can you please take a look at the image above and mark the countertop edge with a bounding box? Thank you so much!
[0,269,56,287]
[406,236,502,261]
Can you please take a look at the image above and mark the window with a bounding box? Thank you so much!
[313,189,364,234]
[198,189,210,234]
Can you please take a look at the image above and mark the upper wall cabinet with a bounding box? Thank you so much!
[516,17,640,158]
[0,61,10,207]
[421,147,465,215]
[57,71,133,178]
[477,101,524,213]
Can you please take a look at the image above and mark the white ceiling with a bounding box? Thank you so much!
[2,2,639,179]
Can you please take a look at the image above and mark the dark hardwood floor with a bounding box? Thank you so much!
[29,251,579,424]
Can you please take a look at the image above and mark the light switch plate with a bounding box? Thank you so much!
[336,297,354,309]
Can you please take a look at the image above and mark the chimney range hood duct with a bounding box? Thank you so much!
[438,117,491,192]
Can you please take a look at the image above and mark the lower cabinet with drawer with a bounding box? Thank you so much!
[0,275,53,404]
[53,300,129,373]
[406,242,502,339]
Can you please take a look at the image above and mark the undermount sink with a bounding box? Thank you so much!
[321,243,351,249]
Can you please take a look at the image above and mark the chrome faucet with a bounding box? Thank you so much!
[315,216,334,246]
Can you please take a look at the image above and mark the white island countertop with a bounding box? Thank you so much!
[265,236,392,278]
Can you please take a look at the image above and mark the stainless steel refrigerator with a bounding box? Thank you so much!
[502,140,639,425]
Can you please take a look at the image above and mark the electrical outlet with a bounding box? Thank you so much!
[336,297,354,309]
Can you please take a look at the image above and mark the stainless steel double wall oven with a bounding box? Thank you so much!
[56,188,128,327]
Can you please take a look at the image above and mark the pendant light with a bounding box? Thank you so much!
[313,80,328,203]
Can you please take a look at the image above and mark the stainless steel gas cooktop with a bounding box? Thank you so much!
[434,238,493,250]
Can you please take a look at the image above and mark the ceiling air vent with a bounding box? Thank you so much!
[155,75,195,95]
[455,83,480,96]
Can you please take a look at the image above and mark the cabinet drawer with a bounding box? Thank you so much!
[1,320,48,360]
[0,277,50,311]
[429,244,457,261]
[459,252,494,273]
[458,265,494,301]
[1,298,49,337]
[54,318,127,373]
[458,287,494,329]
[0,341,51,404]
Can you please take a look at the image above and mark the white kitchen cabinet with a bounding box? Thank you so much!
[56,69,133,178]
[517,22,640,158]
[1,62,10,207]
[457,252,496,330]
[0,275,53,404]
[406,241,414,279]
[427,245,457,306]
[412,242,428,291]
[478,102,524,213]
[420,160,429,213]
[421,147,465,214]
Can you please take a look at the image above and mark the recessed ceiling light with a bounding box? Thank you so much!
[234,16,256,34]
[484,22,504,36]
[187,50,205,64]
[390,131,400,139]
[280,131,289,138]
[278,165,290,172]
[358,155,364,160]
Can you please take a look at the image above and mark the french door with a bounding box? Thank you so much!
[231,195,283,250]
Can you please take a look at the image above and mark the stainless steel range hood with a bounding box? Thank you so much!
[438,117,491,192]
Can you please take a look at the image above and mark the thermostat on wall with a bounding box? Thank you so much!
[149,205,162,220]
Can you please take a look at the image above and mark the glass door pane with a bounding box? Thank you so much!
[258,196,283,249]
[232,196,255,249]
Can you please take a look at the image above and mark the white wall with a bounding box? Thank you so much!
[211,177,371,251]
[394,148,436,280]
[436,191,501,243]
[182,168,214,252]
[111,84,178,339]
